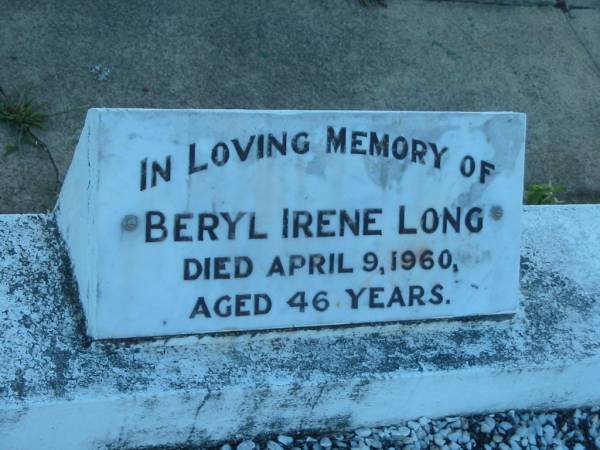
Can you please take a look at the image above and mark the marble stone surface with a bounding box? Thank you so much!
[55,109,526,339]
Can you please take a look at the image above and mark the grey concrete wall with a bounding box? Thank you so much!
[0,0,599,212]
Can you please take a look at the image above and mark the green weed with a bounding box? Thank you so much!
[524,182,565,205]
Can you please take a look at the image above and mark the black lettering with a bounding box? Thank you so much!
[214,257,230,280]
[289,255,306,276]
[282,208,289,238]
[151,157,171,187]
[369,287,385,308]
[392,136,408,160]
[174,213,193,241]
[234,256,253,278]
[369,132,389,157]
[235,294,251,316]
[465,207,483,233]
[198,213,219,240]
[183,258,202,280]
[442,208,461,233]
[267,256,286,277]
[145,211,167,242]
[338,253,353,273]
[140,158,147,191]
[460,155,476,178]
[387,286,406,307]
[220,212,246,239]
[430,143,448,169]
[257,134,265,158]
[326,126,346,153]
[189,143,208,174]
[309,254,326,274]
[363,208,382,236]
[429,284,444,304]
[346,287,366,309]
[267,133,287,157]
[293,211,313,238]
[411,140,427,164]
[249,213,268,239]
[190,297,211,318]
[421,208,439,234]
[214,296,232,317]
[232,135,255,162]
[340,210,360,236]
[317,210,336,237]
[409,285,426,306]
[291,132,310,154]
[211,142,229,166]
[254,293,272,315]
[480,160,495,184]
[351,131,367,155]
[398,206,417,234]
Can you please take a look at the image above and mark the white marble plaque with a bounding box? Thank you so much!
[56,109,526,339]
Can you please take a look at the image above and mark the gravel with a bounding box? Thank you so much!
[213,407,600,450]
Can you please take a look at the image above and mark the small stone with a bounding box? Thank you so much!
[499,421,513,431]
[312,443,321,450]
[278,436,295,446]
[407,421,420,430]
[460,431,471,444]
[268,441,284,450]
[573,444,585,450]
[365,438,382,449]
[447,431,461,443]
[434,435,445,446]
[542,424,555,442]
[306,437,318,443]
[418,417,430,426]
[237,440,256,450]
[222,444,232,450]
[392,427,411,438]
[356,428,372,438]
[499,444,510,450]
[320,437,332,448]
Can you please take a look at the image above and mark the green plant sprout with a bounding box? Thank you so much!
[524,182,565,205]
[0,86,61,188]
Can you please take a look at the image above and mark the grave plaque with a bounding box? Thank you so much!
[56,109,526,339]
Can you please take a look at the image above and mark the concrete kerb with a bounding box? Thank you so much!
[1,205,600,449]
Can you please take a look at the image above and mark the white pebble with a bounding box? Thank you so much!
[319,437,332,448]
[393,427,411,438]
[543,424,555,442]
[356,428,372,438]
[480,417,496,434]
[268,441,284,450]
[407,421,420,430]
[365,438,382,449]
[237,440,255,450]
[278,436,294,446]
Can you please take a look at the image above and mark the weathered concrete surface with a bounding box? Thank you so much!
[1,0,600,212]
[1,205,600,449]
[569,8,600,70]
